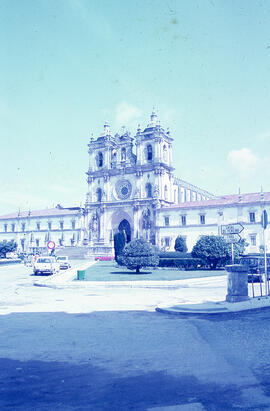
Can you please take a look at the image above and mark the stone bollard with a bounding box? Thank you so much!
[226,264,249,303]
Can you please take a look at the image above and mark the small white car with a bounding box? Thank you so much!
[56,256,71,270]
[33,257,60,276]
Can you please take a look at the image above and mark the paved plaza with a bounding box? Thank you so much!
[1,263,270,410]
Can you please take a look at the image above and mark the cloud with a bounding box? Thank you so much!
[227,148,258,177]
[115,102,142,128]
[256,131,270,141]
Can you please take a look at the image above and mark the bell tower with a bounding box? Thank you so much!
[134,110,174,203]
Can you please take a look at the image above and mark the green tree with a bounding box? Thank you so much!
[174,235,188,252]
[192,235,229,269]
[118,239,159,273]
[113,231,126,263]
[227,238,248,260]
[0,240,17,258]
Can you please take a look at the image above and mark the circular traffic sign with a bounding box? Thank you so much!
[47,241,56,250]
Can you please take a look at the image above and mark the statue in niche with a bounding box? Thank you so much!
[153,185,159,198]
[121,147,126,161]
[142,208,151,230]
[111,149,117,168]
[91,211,100,241]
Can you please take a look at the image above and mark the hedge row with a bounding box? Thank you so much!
[158,257,201,270]
[158,252,192,259]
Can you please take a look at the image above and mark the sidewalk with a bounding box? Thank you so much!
[156,295,270,315]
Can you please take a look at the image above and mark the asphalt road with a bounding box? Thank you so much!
[1,263,270,410]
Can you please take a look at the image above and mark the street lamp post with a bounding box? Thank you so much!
[261,210,268,295]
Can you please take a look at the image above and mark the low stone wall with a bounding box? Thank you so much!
[0,259,22,265]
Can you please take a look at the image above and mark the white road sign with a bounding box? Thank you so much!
[224,233,242,243]
[221,223,244,235]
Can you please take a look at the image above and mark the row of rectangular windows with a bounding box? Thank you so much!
[2,221,76,232]
[164,212,257,227]
[21,238,77,247]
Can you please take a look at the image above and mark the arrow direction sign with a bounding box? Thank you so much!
[221,223,244,235]
[224,233,242,243]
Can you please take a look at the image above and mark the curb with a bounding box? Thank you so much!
[156,296,270,316]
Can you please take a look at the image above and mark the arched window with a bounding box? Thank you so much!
[146,183,152,198]
[164,185,168,200]
[97,152,103,167]
[163,145,167,162]
[96,188,102,202]
[121,147,126,161]
[147,145,153,161]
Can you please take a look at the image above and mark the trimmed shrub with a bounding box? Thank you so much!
[174,236,188,252]
[118,239,159,273]
[0,240,17,258]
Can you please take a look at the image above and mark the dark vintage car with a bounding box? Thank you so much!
[240,254,270,282]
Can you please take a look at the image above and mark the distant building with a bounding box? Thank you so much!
[157,192,270,253]
[0,205,83,253]
[0,111,269,255]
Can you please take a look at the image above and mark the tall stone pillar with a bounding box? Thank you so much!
[226,265,249,303]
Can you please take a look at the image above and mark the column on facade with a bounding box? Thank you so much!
[169,174,174,203]
[133,205,140,239]
[88,148,95,172]
[168,143,172,166]
[103,207,110,244]
[135,170,143,198]
[87,177,94,203]
[157,169,162,200]
[99,207,105,242]
[104,175,111,201]
[154,138,161,162]
[105,145,110,168]
[136,140,142,166]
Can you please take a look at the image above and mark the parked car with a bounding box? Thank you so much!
[6,252,18,259]
[33,257,60,276]
[240,254,270,282]
[56,256,71,270]
[95,256,114,261]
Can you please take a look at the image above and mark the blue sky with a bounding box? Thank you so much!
[1,0,270,215]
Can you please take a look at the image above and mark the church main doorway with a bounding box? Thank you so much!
[118,219,131,243]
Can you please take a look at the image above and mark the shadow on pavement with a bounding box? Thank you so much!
[0,357,245,410]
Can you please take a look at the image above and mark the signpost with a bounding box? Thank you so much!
[261,210,268,295]
[47,241,56,254]
[221,223,244,235]
[221,223,244,264]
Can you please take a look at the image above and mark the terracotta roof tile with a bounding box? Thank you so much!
[163,192,270,210]
[0,207,80,220]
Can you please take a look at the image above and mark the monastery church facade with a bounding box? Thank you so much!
[84,111,213,255]
[0,111,269,255]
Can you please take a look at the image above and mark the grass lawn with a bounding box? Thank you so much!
[82,261,226,282]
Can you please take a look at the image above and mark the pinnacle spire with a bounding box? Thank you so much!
[150,107,157,125]
[104,121,110,135]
